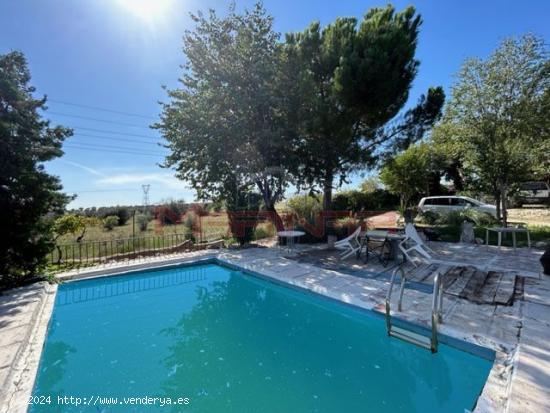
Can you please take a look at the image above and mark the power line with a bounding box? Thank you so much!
[71,126,160,139]
[64,145,165,157]
[64,141,166,153]
[48,99,157,120]
[64,146,163,157]
[47,111,152,129]
[72,133,161,145]
[65,188,138,193]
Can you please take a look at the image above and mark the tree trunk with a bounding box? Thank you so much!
[400,195,407,213]
[501,184,508,227]
[322,170,334,237]
[256,180,284,231]
[264,203,284,231]
[56,245,63,265]
[447,161,465,192]
[494,190,502,224]
[322,171,333,211]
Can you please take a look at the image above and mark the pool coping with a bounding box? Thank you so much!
[2,250,517,412]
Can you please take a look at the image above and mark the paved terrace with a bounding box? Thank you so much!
[0,243,548,412]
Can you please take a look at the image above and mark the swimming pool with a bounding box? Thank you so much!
[31,262,492,412]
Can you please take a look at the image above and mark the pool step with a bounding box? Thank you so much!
[389,326,432,350]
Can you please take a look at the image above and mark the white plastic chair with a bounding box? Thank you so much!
[334,226,362,260]
[399,223,434,266]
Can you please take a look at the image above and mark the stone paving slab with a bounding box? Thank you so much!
[508,301,550,413]
[523,277,550,306]
[0,282,56,413]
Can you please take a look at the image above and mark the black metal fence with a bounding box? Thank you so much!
[49,233,190,269]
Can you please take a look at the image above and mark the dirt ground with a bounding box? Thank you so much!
[508,207,550,226]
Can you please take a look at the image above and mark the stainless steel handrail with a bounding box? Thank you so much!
[385,266,406,334]
[430,272,444,352]
[386,265,444,353]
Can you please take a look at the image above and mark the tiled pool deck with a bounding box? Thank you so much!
[0,243,548,412]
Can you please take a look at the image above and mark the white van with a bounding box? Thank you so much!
[418,196,497,218]
[516,181,550,206]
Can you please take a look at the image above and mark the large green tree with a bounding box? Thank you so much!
[380,143,444,210]
[156,4,296,229]
[0,51,72,287]
[286,5,442,209]
[434,34,549,224]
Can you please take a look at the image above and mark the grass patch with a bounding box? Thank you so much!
[57,214,230,244]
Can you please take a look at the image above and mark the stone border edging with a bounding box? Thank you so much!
[1,283,57,413]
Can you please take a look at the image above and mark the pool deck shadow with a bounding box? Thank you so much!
[0,243,548,413]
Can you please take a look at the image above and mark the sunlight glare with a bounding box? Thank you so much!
[117,0,173,23]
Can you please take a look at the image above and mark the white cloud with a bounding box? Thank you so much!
[61,160,107,177]
[96,172,189,190]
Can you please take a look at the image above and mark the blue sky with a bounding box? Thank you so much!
[1,0,549,208]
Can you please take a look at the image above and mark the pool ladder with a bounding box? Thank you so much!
[385,267,443,353]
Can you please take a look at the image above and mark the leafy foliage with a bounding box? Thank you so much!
[285,194,323,222]
[51,214,87,265]
[53,215,87,241]
[417,209,497,227]
[380,143,444,209]
[286,6,443,208]
[156,4,293,227]
[103,215,119,231]
[253,222,276,240]
[0,51,72,287]
[226,190,263,245]
[158,3,444,214]
[183,211,198,242]
[433,34,549,225]
[359,177,381,193]
[114,207,130,226]
[136,214,151,232]
[331,189,399,212]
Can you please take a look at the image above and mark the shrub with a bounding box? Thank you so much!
[253,223,275,240]
[333,217,363,239]
[167,200,187,216]
[360,177,381,193]
[226,191,262,245]
[189,203,209,217]
[103,215,119,231]
[369,189,400,210]
[207,201,224,213]
[417,211,439,225]
[96,206,129,225]
[183,211,198,241]
[136,214,151,232]
[155,205,182,225]
[438,209,497,227]
[114,207,130,226]
[85,216,101,227]
[155,199,187,225]
[286,194,323,222]
[332,189,399,212]
[332,191,363,211]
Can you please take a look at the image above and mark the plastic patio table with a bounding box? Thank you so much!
[485,226,531,250]
[277,230,305,252]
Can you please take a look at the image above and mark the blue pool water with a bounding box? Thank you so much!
[31,263,492,412]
